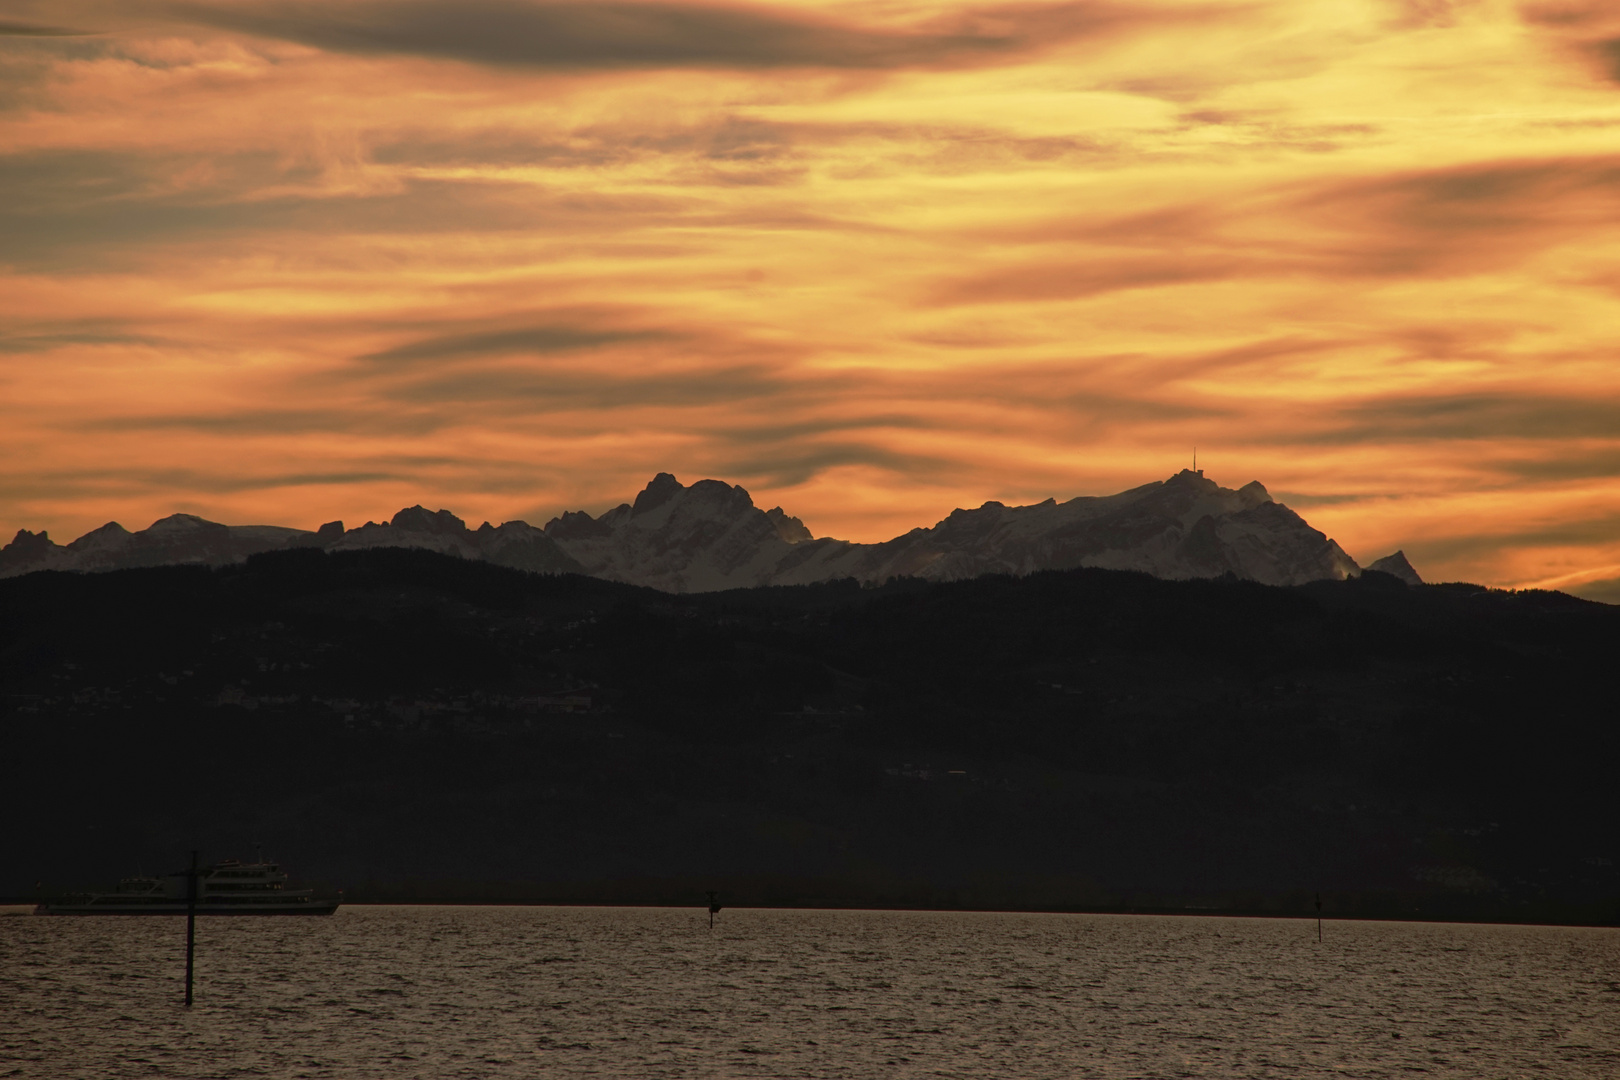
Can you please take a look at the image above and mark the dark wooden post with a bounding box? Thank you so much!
[1315,892,1322,944]
[184,850,198,1006]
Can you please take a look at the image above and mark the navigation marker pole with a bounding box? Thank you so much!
[185,850,198,1006]
[1315,892,1322,944]
[706,891,721,929]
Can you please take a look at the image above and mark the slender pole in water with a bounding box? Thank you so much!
[1315,892,1322,944]
[706,890,721,929]
[185,850,198,1006]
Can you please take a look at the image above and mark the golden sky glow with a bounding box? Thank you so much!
[3,0,1620,595]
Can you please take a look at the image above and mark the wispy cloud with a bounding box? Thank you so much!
[167,0,1138,72]
[361,324,667,362]
[1300,393,1620,444]
[0,21,93,36]
[77,409,451,437]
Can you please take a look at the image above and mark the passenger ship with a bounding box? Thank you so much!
[35,858,339,915]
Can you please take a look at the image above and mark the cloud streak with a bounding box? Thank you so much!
[0,21,93,36]
[170,0,1134,72]
[362,324,668,363]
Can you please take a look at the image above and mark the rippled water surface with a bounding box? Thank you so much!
[3,905,1618,1078]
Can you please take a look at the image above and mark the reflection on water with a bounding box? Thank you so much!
[3,906,1617,1078]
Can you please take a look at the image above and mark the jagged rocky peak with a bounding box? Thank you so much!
[5,528,56,556]
[316,520,344,539]
[1366,550,1423,586]
[567,473,777,534]
[626,474,758,524]
[936,499,1015,540]
[534,473,825,592]
[685,477,759,512]
[545,509,614,540]
[0,529,59,574]
[631,472,684,516]
[764,506,812,543]
[322,504,581,574]
[1237,480,1272,507]
[484,519,549,539]
[390,506,467,534]
[546,473,759,538]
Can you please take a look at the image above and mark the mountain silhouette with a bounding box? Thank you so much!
[1,470,1408,590]
[1366,550,1424,585]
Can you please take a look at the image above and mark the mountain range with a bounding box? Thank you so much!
[0,469,1422,590]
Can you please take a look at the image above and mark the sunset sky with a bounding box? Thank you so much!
[3,0,1619,597]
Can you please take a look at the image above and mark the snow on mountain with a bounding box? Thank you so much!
[543,473,817,592]
[541,469,1362,592]
[0,514,315,575]
[1365,550,1424,585]
[787,470,1359,588]
[1,469,1365,591]
[0,506,580,578]
[330,507,582,575]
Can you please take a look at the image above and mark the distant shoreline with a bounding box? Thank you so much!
[5,899,1615,929]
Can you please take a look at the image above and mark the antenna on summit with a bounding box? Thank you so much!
[1193,447,1197,473]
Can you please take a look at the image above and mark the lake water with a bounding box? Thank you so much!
[2,905,1617,1078]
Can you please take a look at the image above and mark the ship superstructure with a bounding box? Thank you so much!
[35,858,338,915]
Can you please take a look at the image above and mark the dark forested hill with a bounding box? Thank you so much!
[2,549,1616,923]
